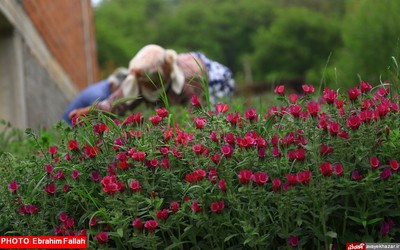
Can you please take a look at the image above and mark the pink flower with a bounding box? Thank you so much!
[272,178,281,191]
[155,107,168,118]
[380,167,392,181]
[45,164,54,174]
[25,204,39,214]
[132,218,142,229]
[306,101,320,117]
[155,209,169,220]
[45,183,57,195]
[59,212,68,222]
[289,105,302,117]
[370,156,380,169]
[194,118,207,129]
[218,179,227,192]
[144,220,158,232]
[63,185,70,193]
[288,235,299,247]
[244,108,258,122]
[190,95,201,106]
[360,81,372,93]
[296,170,311,185]
[389,159,399,171]
[221,145,234,157]
[170,202,180,213]
[48,146,58,156]
[91,171,101,182]
[252,172,269,185]
[149,115,162,126]
[334,163,343,176]
[215,103,229,114]
[90,216,97,227]
[95,231,108,245]
[319,162,333,176]
[289,93,298,103]
[191,200,203,212]
[323,88,337,104]
[129,180,142,192]
[8,180,18,193]
[210,200,225,213]
[346,116,361,130]
[68,140,79,151]
[286,174,297,186]
[71,170,80,180]
[274,85,285,95]
[238,170,253,185]
[302,84,315,95]
[192,144,204,155]
[327,121,340,136]
[348,87,361,101]
[351,169,362,181]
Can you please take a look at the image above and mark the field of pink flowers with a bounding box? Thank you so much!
[1,82,400,249]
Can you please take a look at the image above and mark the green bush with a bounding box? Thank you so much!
[1,82,400,249]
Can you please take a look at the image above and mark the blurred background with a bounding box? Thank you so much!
[1,0,400,129]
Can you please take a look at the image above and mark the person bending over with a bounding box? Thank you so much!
[68,44,235,119]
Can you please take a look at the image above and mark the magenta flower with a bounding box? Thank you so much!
[170,202,180,213]
[389,159,399,171]
[272,178,281,191]
[71,170,80,180]
[360,81,372,93]
[370,156,380,169]
[296,170,311,185]
[67,140,79,151]
[155,209,169,220]
[274,85,285,95]
[306,101,320,117]
[380,167,392,181]
[132,218,142,229]
[319,162,333,176]
[59,212,68,222]
[221,145,233,158]
[190,95,201,106]
[149,115,162,126]
[244,108,258,121]
[95,231,108,245]
[238,170,253,185]
[323,88,337,104]
[144,220,158,232]
[48,145,58,156]
[45,183,57,195]
[8,180,19,193]
[191,200,203,212]
[334,164,344,176]
[155,107,168,118]
[348,87,361,101]
[218,179,227,192]
[288,235,299,247]
[346,116,361,130]
[302,84,315,95]
[252,172,269,185]
[45,164,54,174]
[210,200,225,213]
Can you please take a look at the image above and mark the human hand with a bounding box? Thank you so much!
[68,107,91,119]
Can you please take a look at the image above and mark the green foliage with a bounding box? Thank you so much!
[249,7,341,81]
[2,82,400,249]
[333,0,400,88]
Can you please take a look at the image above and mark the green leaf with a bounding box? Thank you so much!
[325,231,337,239]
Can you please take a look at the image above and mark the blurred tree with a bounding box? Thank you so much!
[333,0,400,87]
[249,7,341,85]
